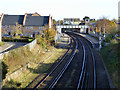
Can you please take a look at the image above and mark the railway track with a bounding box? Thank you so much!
[53,32,96,89]
[26,32,111,89]
[33,35,78,89]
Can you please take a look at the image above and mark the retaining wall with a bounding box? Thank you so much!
[0,39,37,60]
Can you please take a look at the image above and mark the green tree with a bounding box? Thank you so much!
[53,19,56,25]
[14,22,22,38]
[96,17,117,34]
[2,61,8,79]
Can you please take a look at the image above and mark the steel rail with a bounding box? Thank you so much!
[34,35,77,89]
[73,32,96,89]
[86,41,96,89]
[48,36,78,89]
[33,37,72,89]
[77,37,86,89]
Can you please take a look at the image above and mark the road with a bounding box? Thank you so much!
[0,42,28,54]
[27,32,113,89]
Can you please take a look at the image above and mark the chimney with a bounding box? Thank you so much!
[23,13,27,26]
[49,14,52,28]
[0,13,4,42]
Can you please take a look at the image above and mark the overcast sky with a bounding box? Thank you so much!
[0,0,119,20]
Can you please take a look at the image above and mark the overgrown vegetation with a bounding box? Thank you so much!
[96,17,118,34]
[2,61,8,80]
[3,79,21,88]
[3,46,32,73]
[0,41,5,46]
[101,38,120,88]
[2,37,34,43]
[37,26,56,49]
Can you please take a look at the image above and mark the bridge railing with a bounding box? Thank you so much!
[56,25,89,29]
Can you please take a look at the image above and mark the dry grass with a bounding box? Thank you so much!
[3,43,67,88]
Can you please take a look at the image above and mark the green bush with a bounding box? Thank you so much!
[3,79,21,88]
[105,34,114,42]
[0,42,5,46]
[2,61,8,79]
[37,35,47,49]
[50,39,55,46]
[2,38,33,42]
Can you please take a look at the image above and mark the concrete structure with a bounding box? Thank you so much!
[63,18,81,25]
[56,25,89,33]
[0,12,53,37]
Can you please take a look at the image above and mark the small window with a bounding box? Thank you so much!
[39,26,42,30]
[3,26,5,28]
[7,25,10,28]
[26,26,29,30]
[14,25,16,28]
[30,26,33,30]
[37,32,40,35]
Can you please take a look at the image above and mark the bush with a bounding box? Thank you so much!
[4,79,21,88]
[2,38,33,43]
[2,61,8,79]
[50,39,55,46]
[0,42,5,46]
[110,39,119,44]
[105,34,114,42]
[37,35,47,49]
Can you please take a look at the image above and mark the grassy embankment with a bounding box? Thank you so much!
[0,42,5,46]
[2,35,68,88]
[101,36,120,88]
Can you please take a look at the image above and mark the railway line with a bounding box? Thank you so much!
[26,32,111,89]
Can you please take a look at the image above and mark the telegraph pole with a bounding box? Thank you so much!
[99,27,102,51]
[103,27,106,41]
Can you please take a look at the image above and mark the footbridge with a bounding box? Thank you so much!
[56,25,89,33]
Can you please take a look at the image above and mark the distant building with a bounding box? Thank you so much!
[83,16,90,23]
[0,12,53,37]
[63,18,81,25]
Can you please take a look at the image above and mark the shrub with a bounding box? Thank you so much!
[110,39,119,44]
[105,34,114,42]
[2,38,33,42]
[37,35,47,49]
[0,42,5,46]
[1,61,8,79]
[4,79,21,88]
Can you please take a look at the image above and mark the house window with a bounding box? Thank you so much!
[25,32,31,36]
[14,25,16,28]
[3,26,5,28]
[26,26,29,30]
[30,26,33,30]
[7,25,10,28]
[39,26,42,30]
[18,26,21,29]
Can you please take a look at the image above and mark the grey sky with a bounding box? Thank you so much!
[0,0,119,20]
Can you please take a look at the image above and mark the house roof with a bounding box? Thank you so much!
[2,15,24,25]
[25,16,49,26]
